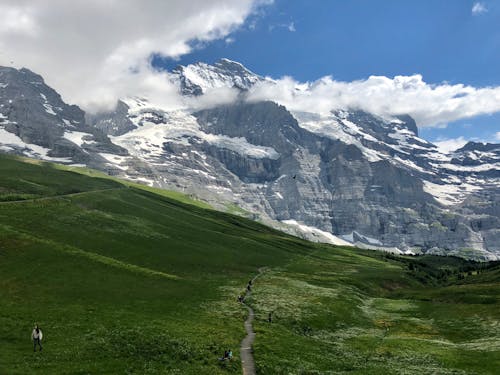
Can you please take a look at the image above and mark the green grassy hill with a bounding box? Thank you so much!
[0,154,499,374]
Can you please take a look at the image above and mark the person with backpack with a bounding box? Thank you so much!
[32,324,43,352]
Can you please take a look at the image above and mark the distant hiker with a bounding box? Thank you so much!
[247,284,251,292]
[268,311,273,323]
[219,349,232,361]
[248,279,252,286]
[32,324,43,352]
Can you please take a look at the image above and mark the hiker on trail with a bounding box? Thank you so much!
[32,324,43,352]
[248,279,252,286]
[247,284,251,292]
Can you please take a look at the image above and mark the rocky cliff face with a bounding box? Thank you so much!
[86,100,136,136]
[0,66,126,167]
[0,61,499,260]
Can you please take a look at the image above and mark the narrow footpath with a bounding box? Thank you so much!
[240,268,266,375]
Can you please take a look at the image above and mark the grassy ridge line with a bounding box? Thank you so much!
[0,187,126,204]
[0,222,180,280]
[2,154,212,209]
[51,162,213,210]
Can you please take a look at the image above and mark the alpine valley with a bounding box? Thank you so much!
[0,59,499,260]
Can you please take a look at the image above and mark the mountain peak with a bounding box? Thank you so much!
[0,66,45,84]
[214,58,252,71]
[456,141,500,153]
[170,58,262,95]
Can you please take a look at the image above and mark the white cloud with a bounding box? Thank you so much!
[0,0,270,112]
[433,137,468,153]
[248,21,257,30]
[269,21,296,32]
[225,37,236,44]
[0,4,37,35]
[495,132,500,141]
[472,2,488,15]
[246,74,500,127]
[185,86,241,110]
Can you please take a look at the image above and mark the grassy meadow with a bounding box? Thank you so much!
[249,249,500,374]
[0,154,499,374]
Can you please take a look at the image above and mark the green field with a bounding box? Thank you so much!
[0,154,499,374]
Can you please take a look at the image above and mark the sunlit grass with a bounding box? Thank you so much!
[0,154,499,374]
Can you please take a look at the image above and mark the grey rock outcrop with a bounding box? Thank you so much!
[86,100,136,136]
[0,66,127,167]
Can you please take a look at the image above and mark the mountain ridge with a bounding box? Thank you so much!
[0,61,499,259]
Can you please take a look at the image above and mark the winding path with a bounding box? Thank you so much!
[240,268,266,375]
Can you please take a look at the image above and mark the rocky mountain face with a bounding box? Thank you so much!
[0,61,499,260]
[0,66,126,167]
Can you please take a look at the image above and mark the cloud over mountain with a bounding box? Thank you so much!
[0,0,269,111]
[247,74,500,127]
[2,0,500,129]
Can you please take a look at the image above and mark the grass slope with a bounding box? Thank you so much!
[0,154,499,374]
[249,250,500,374]
[0,155,311,374]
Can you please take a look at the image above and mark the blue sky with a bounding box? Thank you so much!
[156,0,500,147]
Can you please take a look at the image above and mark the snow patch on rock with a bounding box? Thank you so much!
[282,219,353,246]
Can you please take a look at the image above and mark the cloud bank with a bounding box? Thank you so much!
[246,75,500,127]
[1,0,500,130]
[0,0,269,111]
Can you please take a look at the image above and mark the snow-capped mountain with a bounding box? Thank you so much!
[1,60,499,260]
[170,58,265,95]
[0,66,126,167]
